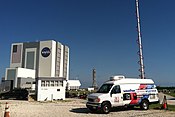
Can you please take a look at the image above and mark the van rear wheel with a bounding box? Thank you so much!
[88,107,98,113]
[140,100,149,110]
[101,102,111,114]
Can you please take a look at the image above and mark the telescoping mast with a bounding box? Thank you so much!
[135,0,145,79]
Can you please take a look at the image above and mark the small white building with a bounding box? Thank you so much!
[67,80,81,90]
[87,87,95,92]
[36,77,66,101]
[5,68,35,89]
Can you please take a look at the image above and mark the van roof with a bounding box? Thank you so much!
[105,78,154,85]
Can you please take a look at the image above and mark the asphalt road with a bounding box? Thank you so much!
[159,92,175,105]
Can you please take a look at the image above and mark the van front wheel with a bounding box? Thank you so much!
[101,102,111,114]
[140,100,149,110]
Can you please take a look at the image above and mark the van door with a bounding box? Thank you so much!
[110,85,123,106]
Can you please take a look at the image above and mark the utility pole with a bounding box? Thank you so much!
[92,68,98,89]
[135,0,145,79]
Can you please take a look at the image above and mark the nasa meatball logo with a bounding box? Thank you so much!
[41,47,50,57]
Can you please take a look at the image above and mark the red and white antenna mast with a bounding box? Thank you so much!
[135,0,145,79]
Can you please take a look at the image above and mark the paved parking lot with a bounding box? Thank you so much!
[0,99,175,117]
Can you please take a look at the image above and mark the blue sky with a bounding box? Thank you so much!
[0,0,175,87]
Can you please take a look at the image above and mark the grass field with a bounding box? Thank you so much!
[150,103,175,111]
[166,93,175,97]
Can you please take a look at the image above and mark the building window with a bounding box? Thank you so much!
[41,81,45,87]
[26,51,35,69]
[55,81,58,86]
[7,69,16,81]
[51,81,54,87]
[46,81,49,87]
[58,81,63,86]
[41,80,63,87]
[13,45,17,53]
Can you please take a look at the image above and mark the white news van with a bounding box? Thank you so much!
[86,75,159,113]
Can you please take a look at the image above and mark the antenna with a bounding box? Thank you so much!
[135,0,145,79]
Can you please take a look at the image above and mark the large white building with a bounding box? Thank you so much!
[4,40,70,101]
[7,40,69,81]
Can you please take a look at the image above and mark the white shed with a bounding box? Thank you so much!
[36,77,66,101]
[67,80,81,90]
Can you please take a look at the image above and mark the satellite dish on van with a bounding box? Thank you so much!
[110,75,125,81]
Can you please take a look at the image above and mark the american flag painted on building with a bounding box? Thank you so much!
[12,44,22,63]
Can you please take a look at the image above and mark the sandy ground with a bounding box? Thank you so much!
[1,98,175,117]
